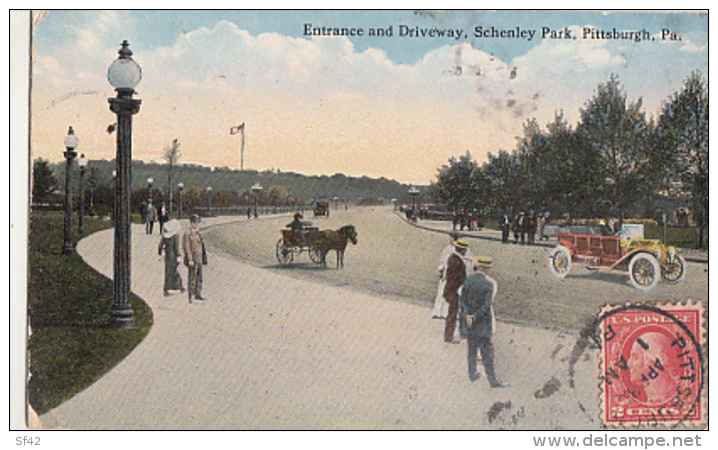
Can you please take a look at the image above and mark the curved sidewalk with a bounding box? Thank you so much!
[40,216,599,430]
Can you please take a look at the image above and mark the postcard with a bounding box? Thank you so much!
[11,9,709,442]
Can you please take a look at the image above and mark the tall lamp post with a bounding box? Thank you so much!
[147,177,154,204]
[77,153,88,235]
[408,186,420,217]
[252,183,263,218]
[108,40,142,329]
[206,186,213,216]
[62,127,79,254]
[177,182,184,218]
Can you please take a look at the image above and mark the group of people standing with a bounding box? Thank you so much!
[452,211,483,232]
[500,211,549,245]
[157,214,208,303]
[144,200,170,236]
[432,233,505,388]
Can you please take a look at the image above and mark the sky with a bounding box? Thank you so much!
[29,10,708,185]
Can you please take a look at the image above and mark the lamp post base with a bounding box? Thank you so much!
[62,243,77,255]
[109,307,135,330]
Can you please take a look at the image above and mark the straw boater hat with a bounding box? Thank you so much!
[453,239,469,250]
[474,255,493,268]
[162,219,181,238]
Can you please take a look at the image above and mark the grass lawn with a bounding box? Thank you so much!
[27,211,153,415]
[644,223,702,249]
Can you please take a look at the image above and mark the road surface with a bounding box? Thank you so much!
[205,206,708,333]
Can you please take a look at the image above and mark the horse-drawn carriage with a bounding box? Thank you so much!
[276,224,358,267]
[276,226,323,266]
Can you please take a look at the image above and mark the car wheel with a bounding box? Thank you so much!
[628,252,660,290]
[548,245,572,279]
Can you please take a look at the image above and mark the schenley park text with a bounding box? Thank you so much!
[302,23,681,43]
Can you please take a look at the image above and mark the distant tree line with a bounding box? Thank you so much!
[430,72,708,248]
[32,157,412,218]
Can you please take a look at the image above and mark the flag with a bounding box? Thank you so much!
[230,123,245,135]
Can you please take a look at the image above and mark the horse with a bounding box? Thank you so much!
[315,225,358,269]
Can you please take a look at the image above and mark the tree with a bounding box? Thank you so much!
[657,71,709,248]
[577,74,654,224]
[161,139,181,214]
[482,149,522,214]
[32,158,57,204]
[430,151,480,215]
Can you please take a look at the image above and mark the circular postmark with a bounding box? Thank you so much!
[596,303,705,428]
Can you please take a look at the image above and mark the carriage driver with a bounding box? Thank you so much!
[288,212,305,231]
[286,212,305,245]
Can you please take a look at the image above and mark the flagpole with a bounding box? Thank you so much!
[241,123,245,171]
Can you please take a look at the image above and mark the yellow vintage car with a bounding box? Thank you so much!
[548,232,687,290]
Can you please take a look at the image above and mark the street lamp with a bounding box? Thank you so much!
[177,182,184,218]
[206,186,213,216]
[251,183,263,218]
[147,177,154,203]
[408,186,420,218]
[62,127,79,254]
[108,40,142,330]
[77,153,88,235]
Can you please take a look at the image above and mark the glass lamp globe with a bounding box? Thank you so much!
[108,40,142,90]
[64,127,79,150]
[78,154,88,168]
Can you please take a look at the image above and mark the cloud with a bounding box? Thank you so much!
[30,16,707,185]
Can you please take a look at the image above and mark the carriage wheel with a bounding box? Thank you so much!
[662,253,687,284]
[276,238,293,266]
[628,253,660,290]
[308,244,323,264]
[548,245,571,279]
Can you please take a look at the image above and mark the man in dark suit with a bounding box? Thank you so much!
[459,256,505,387]
[443,239,468,343]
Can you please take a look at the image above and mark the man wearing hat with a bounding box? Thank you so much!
[433,233,474,319]
[443,238,468,343]
[182,214,207,303]
[287,212,304,231]
[459,256,504,387]
[286,212,305,246]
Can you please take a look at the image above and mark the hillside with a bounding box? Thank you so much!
[48,159,420,204]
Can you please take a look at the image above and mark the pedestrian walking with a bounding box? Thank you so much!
[443,238,468,343]
[145,200,157,235]
[182,214,207,303]
[500,214,511,244]
[538,212,548,241]
[527,211,537,245]
[459,256,505,387]
[432,232,458,319]
[158,202,169,233]
[158,219,184,296]
[513,212,526,244]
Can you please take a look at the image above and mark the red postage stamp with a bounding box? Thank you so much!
[599,302,706,428]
